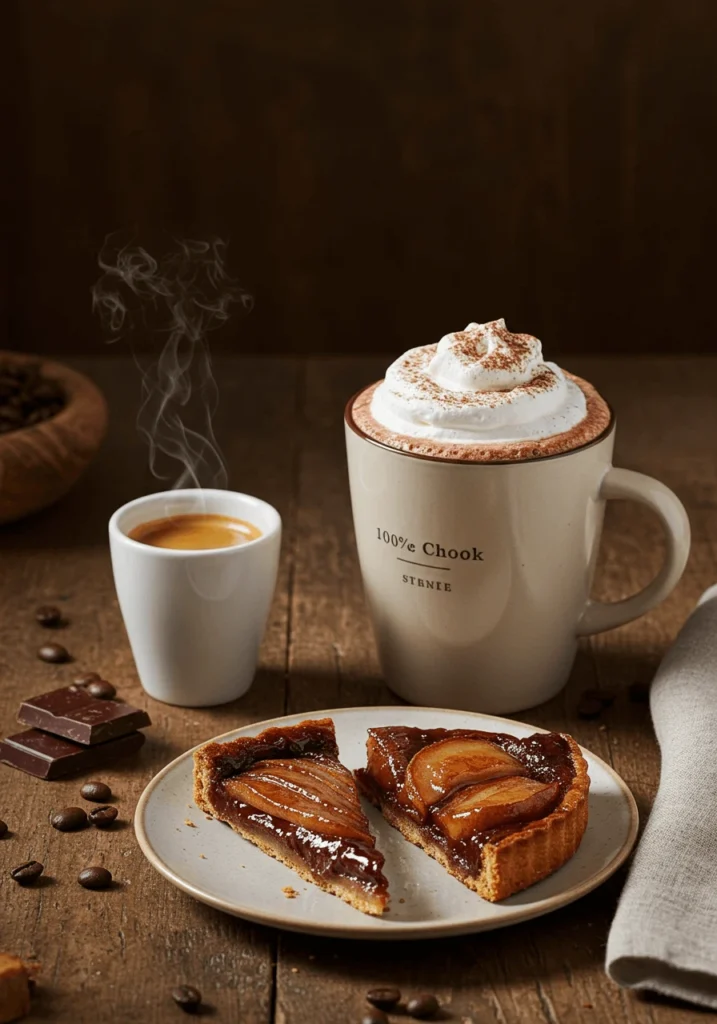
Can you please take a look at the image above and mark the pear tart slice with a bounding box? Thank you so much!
[193,718,389,916]
[356,726,589,902]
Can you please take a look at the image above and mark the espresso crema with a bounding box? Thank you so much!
[350,319,611,462]
[129,513,262,550]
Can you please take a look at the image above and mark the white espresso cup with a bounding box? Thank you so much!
[345,399,691,714]
[109,489,281,707]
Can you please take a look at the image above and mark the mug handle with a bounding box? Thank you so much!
[576,467,691,636]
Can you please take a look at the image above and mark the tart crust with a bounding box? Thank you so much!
[357,728,589,902]
[194,718,389,916]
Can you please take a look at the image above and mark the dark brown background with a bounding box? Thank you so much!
[5,0,717,357]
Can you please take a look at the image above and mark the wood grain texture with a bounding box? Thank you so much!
[7,1,717,357]
[0,354,715,1023]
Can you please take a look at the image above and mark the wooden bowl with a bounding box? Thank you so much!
[0,351,108,525]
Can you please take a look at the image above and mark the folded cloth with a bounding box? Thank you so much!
[606,584,717,1008]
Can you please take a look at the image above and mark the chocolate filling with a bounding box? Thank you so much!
[203,721,386,897]
[356,728,576,879]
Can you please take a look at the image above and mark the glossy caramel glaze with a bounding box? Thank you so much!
[195,718,388,900]
[356,727,574,880]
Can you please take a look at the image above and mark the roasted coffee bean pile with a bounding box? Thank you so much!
[9,776,119,887]
[0,360,65,434]
[363,987,441,1021]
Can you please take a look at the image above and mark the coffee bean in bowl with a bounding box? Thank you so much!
[37,643,70,664]
[35,605,62,628]
[11,861,44,885]
[88,805,118,829]
[81,781,112,802]
[78,866,112,890]
[50,807,87,832]
[171,985,202,1013]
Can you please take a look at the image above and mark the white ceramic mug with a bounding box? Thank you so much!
[345,397,691,714]
[109,489,281,707]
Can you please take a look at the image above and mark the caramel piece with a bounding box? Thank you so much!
[0,953,37,1023]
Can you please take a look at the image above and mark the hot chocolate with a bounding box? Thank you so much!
[350,319,611,462]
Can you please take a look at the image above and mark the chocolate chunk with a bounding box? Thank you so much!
[366,988,401,1010]
[0,729,145,780]
[74,672,101,686]
[11,861,44,885]
[629,681,651,704]
[407,993,439,1019]
[35,605,62,627]
[0,819,7,838]
[50,806,87,831]
[37,642,70,664]
[362,1011,389,1024]
[78,866,112,889]
[171,985,202,1012]
[18,686,150,745]
[86,680,116,700]
[88,805,118,829]
[81,781,112,802]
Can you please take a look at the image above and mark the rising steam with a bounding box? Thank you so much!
[92,238,252,489]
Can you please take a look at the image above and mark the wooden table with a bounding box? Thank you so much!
[1,356,716,1024]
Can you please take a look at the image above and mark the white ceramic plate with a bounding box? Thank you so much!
[135,706,638,939]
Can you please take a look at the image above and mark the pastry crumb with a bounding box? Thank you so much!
[399,897,405,903]
[282,886,299,899]
[291,967,299,973]
[184,819,197,828]
[199,854,206,859]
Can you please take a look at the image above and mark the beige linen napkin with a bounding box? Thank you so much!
[606,584,717,1007]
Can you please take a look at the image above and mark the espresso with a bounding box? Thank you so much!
[129,513,262,550]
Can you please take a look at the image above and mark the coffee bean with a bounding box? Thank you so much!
[86,679,116,700]
[50,806,87,832]
[629,681,651,704]
[171,985,202,1012]
[583,687,616,708]
[37,642,70,664]
[74,672,101,686]
[407,993,440,1019]
[0,819,7,838]
[366,987,401,1010]
[78,866,112,889]
[88,805,118,829]
[577,694,604,720]
[362,1011,389,1024]
[11,861,44,885]
[35,605,62,627]
[81,781,112,803]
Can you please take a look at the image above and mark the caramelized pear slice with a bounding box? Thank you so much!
[225,756,370,841]
[433,776,561,840]
[404,738,528,817]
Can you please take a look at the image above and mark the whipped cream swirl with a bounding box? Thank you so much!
[370,319,587,444]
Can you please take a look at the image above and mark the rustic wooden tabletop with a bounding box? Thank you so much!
[1,355,716,1024]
